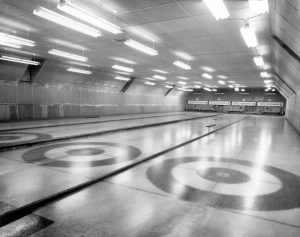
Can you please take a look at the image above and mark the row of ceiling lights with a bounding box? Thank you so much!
[0,0,272,91]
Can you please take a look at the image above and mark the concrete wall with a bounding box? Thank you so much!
[286,93,300,133]
[0,82,184,121]
[186,88,286,115]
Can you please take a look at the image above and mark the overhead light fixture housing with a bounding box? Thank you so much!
[153,74,166,80]
[115,76,130,81]
[228,85,234,88]
[145,81,155,86]
[260,71,272,78]
[33,7,101,37]
[234,87,240,92]
[124,39,158,56]
[165,85,173,89]
[0,41,21,48]
[58,1,122,34]
[194,85,201,89]
[178,81,187,85]
[177,76,188,80]
[202,73,212,79]
[173,60,191,70]
[49,49,88,62]
[112,64,134,73]
[217,75,227,79]
[204,87,212,91]
[203,0,230,20]
[253,56,264,67]
[264,79,273,84]
[0,33,36,48]
[0,55,40,65]
[218,80,226,85]
[240,24,258,48]
[67,67,92,74]
[113,57,136,65]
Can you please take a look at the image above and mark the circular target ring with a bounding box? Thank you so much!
[0,132,52,145]
[146,157,300,211]
[22,142,141,167]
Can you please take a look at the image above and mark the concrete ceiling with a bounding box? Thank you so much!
[0,0,298,95]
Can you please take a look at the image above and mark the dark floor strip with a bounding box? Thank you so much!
[0,113,188,132]
[0,117,247,227]
[0,114,220,152]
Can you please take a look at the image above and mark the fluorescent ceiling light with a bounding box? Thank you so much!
[0,55,40,65]
[67,67,92,74]
[272,88,275,91]
[113,57,136,65]
[49,49,88,62]
[201,66,215,72]
[241,88,245,92]
[253,56,264,67]
[212,89,217,92]
[124,39,158,56]
[58,1,122,34]
[178,81,187,85]
[194,85,201,89]
[194,82,202,84]
[144,77,156,81]
[177,76,188,80]
[115,76,130,81]
[33,7,101,38]
[173,60,191,70]
[0,33,36,47]
[202,73,212,79]
[178,87,192,92]
[218,80,226,85]
[145,81,155,86]
[228,80,235,83]
[228,85,234,88]
[234,87,240,92]
[174,51,194,61]
[153,74,166,80]
[260,71,272,78]
[249,0,269,14]
[203,0,230,20]
[204,87,211,91]
[165,85,173,89]
[217,75,227,79]
[112,64,134,73]
[152,69,168,74]
[264,79,273,84]
[240,24,258,48]
[0,41,21,48]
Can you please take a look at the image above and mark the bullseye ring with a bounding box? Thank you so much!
[0,132,52,145]
[22,142,141,167]
[146,157,300,211]
[197,167,250,184]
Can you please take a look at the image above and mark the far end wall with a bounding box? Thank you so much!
[185,88,286,115]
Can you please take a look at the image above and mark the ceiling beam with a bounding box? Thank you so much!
[121,77,136,93]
